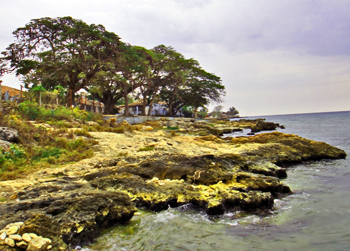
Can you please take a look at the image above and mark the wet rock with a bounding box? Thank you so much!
[0,119,347,250]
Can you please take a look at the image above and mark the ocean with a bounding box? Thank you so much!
[83,111,350,251]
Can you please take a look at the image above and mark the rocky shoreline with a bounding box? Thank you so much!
[0,118,346,251]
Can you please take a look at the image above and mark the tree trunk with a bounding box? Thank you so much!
[103,96,116,114]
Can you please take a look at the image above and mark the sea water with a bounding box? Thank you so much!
[83,111,350,251]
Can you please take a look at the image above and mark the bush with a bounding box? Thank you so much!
[18,101,101,122]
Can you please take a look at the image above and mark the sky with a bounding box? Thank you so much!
[1,0,350,116]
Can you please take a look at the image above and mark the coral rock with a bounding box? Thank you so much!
[27,236,50,251]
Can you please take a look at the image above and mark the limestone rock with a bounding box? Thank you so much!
[0,232,6,240]
[22,233,32,242]
[16,240,28,249]
[9,234,22,241]
[4,237,15,247]
[0,139,11,150]
[119,120,130,127]
[142,126,153,131]
[0,127,19,143]
[27,236,50,251]
[29,233,38,239]
[6,225,19,235]
[86,121,99,127]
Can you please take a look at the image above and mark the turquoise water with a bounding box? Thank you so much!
[83,111,350,251]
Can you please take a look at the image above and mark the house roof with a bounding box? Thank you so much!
[128,100,144,107]
[78,96,105,107]
[0,85,21,97]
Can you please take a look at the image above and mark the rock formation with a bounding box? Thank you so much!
[0,119,346,250]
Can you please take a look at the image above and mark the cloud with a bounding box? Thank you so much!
[1,0,350,115]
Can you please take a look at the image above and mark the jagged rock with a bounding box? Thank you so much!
[0,120,347,250]
[0,190,137,250]
[0,127,19,143]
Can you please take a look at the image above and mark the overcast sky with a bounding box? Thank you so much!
[1,0,349,116]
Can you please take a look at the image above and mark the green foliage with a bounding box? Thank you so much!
[166,126,179,130]
[198,107,209,119]
[18,100,95,122]
[0,108,99,181]
[74,128,92,137]
[0,144,26,166]
[227,106,239,117]
[1,17,226,115]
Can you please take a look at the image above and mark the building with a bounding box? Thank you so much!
[77,95,105,113]
[118,100,183,116]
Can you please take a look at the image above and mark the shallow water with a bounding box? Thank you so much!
[83,111,350,251]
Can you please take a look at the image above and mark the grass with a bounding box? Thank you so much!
[0,102,100,181]
[138,146,155,151]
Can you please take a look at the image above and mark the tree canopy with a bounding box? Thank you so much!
[0,16,226,115]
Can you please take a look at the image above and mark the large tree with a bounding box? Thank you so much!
[0,16,125,106]
[160,59,225,116]
[135,45,196,116]
[85,45,150,114]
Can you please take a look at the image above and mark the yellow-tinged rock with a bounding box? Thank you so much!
[29,233,39,239]
[22,233,32,242]
[5,237,15,247]
[16,240,28,249]
[6,225,19,235]
[13,222,24,227]
[142,126,153,131]
[77,226,85,234]
[27,236,50,251]
[47,245,53,250]
[9,234,22,241]
[43,238,52,244]
[0,232,6,240]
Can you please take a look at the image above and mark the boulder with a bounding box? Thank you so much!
[27,236,50,251]
[0,139,10,150]
[0,127,19,143]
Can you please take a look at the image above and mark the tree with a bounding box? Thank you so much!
[0,17,125,106]
[160,63,225,116]
[212,105,224,117]
[84,45,148,114]
[227,106,239,117]
[134,45,188,116]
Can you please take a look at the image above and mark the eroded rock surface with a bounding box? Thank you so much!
[0,123,346,250]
